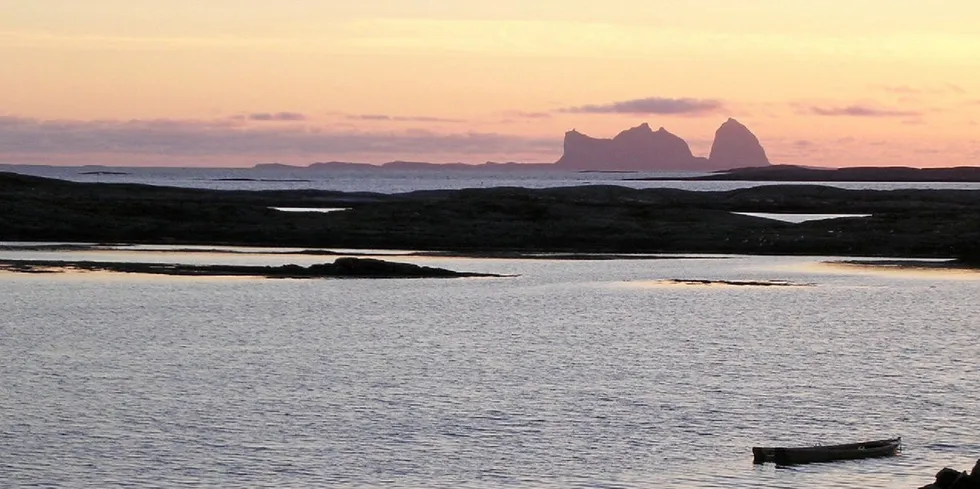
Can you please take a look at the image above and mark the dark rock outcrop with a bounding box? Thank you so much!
[708,118,770,167]
[0,256,510,279]
[306,257,500,278]
[917,462,980,489]
[555,120,769,171]
[937,468,965,488]
[950,472,980,489]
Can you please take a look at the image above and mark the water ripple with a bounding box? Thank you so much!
[2,255,979,487]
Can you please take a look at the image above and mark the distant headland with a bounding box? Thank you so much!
[630,164,980,182]
[254,118,770,172]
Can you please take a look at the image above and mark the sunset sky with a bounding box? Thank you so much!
[3,0,980,167]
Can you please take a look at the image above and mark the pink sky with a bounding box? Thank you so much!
[3,0,980,167]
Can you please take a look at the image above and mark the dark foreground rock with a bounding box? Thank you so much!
[0,257,510,279]
[4,171,980,259]
[917,460,980,488]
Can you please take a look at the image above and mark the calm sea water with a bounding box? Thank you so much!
[2,249,980,488]
[5,164,980,193]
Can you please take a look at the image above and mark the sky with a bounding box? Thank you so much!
[2,0,980,167]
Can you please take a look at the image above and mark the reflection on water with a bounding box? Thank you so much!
[269,207,349,213]
[795,260,980,281]
[2,250,979,488]
[733,212,872,223]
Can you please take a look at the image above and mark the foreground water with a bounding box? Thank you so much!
[2,248,979,488]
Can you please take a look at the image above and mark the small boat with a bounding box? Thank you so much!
[753,437,901,465]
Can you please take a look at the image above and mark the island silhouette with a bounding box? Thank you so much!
[254,118,770,172]
[555,118,768,171]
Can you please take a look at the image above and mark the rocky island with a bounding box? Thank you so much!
[707,118,770,168]
[555,118,770,171]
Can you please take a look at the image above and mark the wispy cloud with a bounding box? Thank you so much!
[503,111,553,119]
[348,114,391,121]
[345,114,465,123]
[809,105,921,117]
[0,30,301,51]
[248,112,307,122]
[0,116,557,163]
[560,97,723,116]
[875,83,966,95]
[877,85,920,95]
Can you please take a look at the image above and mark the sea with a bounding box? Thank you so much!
[2,165,980,488]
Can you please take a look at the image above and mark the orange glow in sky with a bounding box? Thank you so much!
[2,0,980,167]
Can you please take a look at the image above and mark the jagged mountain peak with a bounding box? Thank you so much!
[620,122,652,133]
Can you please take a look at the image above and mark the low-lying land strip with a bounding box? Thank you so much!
[0,256,508,279]
[3,171,979,260]
[630,164,980,182]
